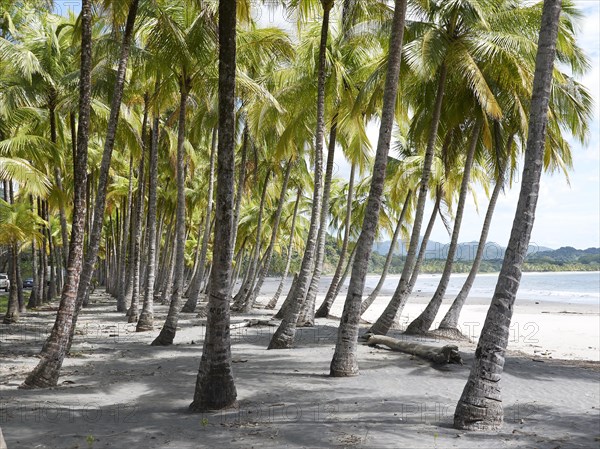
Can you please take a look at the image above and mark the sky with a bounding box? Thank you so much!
[52,1,600,249]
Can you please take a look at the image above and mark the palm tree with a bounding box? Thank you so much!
[404,119,482,334]
[136,113,160,331]
[21,0,93,388]
[329,0,408,376]
[438,129,511,333]
[126,94,148,322]
[369,0,506,336]
[68,0,139,323]
[189,0,237,412]
[231,167,272,310]
[181,126,217,312]
[268,0,333,349]
[315,162,356,318]
[151,74,189,345]
[359,189,410,315]
[437,0,592,334]
[245,158,293,309]
[151,2,217,345]
[265,186,302,309]
[454,0,562,430]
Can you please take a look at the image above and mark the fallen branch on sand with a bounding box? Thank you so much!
[366,334,463,365]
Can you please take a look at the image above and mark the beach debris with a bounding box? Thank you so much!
[365,335,463,365]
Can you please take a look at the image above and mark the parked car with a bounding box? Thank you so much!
[23,278,34,289]
[0,273,9,292]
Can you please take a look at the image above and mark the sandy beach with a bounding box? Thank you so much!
[0,278,599,448]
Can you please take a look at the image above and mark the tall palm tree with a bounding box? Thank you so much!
[369,0,506,336]
[329,0,408,376]
[21,0,93,388]
[151,2,217,345]
[189,0,237,412]
[181,126,217,312]
[246,158,293,309]
[64,0,140,353]
[454,0,562,430]
[265,186,302,309]
[438,129,511,333]
[315,162,356,318]
[268,0,333,349]
[404,119,482,334]
[137,114,160,331]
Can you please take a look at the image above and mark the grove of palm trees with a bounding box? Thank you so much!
[1,0,598,448]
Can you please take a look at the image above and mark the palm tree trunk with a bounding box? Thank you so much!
[268,0,331,349]
[20,0,93,388]
[184,127,218,309]
[368,61,448,337]
[40,201,48,303]
[247,159,293,309]
[330,0,408,376]
[439,140,510,331]
[160,234,176,305]
[266,187,301,310]
[230,125,249,258]
[299,118,338,326]
[137,115,160,332]
[49,98,70,268]
[66,0,139,348]
[127,97,149,322]
[322,244,357,316]
[363,189,440,333]
[454,0,561,429]
[155,215,173,297]
[231,168,271,310]
[152,77,189,346]
[405,121,482,335]
[360,190,410,315]
[47,230,57,300]
[3,244,20,324]
[190,0,238,410]
[119,158,134,311]
[315,162,356,318]
[384,190,442,328]
[406,191,441,291]
[28,233,38,309]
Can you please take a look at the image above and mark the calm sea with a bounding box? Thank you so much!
[359,271,600,304]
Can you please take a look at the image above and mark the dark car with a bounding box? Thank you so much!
[23,278,34,289]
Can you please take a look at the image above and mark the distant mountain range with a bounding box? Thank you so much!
[372,239,599,263]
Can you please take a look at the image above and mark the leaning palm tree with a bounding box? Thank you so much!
[268,0,333,349]
[189,0,237,412]
[404,118,483,335]
[329,0,408,377]
[151,1,217,345]
[69,0,139,332]
[369,0,510,336]
[454,0,563,430]
[21,0,93,389]
[438,127,511,334]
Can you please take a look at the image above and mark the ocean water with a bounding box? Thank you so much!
[359,271,600,304]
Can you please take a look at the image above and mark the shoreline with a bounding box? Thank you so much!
[252,276,600,362]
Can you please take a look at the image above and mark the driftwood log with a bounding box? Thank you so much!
[230,319,277,330]
[366,334,463,365]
